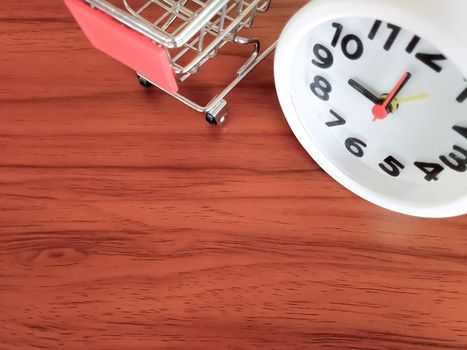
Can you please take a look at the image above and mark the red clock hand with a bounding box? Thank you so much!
[372,72,412,121]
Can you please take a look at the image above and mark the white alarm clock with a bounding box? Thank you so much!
[275,0,467,218]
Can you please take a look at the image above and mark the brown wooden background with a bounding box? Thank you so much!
[1,1,467,349]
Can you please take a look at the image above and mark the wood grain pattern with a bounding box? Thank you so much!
[1,1,467,349]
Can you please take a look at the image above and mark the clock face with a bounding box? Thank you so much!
[285,17,467,216]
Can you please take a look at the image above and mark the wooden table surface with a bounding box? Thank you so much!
[1,1,467,349]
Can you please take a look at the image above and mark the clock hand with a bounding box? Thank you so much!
[381,93,429,112]
[372,72,412,121]
[348,78,382,104]
[396,93,429,105]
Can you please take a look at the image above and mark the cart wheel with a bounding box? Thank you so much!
[137,74,153,88]
[205,99,228,126]
[205,113,219,125]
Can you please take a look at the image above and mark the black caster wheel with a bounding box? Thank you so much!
[205,99,227,125]
[205,113,219,126]
[137,74,153,88]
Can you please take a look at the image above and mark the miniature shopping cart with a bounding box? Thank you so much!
[65,0,275,125]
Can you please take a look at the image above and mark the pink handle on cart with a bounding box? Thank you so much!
[64,0,178,93]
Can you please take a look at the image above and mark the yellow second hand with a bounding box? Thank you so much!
[395,93,429,104]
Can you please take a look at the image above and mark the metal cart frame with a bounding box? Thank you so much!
[70,0,277,125]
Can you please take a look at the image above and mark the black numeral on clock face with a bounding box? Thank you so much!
[383,23,401,51]
[380,156,405,177]
[406,35,420,54]
[368,20,401,51]
[312,44,334,69]
[331,23,343,47]
[368,20,382,40]
[440,146,467,172]
[415,53,447,73]
[341,35,364,60]
[454,125,467,139]
[331,23,364,60]
[310,75,332,101]
[414,162,444,182]
[457,87,467,103]
[326,110,346,127]
[345,138,367,158]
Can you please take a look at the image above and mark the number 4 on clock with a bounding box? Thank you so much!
[414,162,444,182]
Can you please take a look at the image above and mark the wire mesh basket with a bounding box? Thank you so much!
[65,0,275,125]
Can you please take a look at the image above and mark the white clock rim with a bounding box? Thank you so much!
[274,0,467,218]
